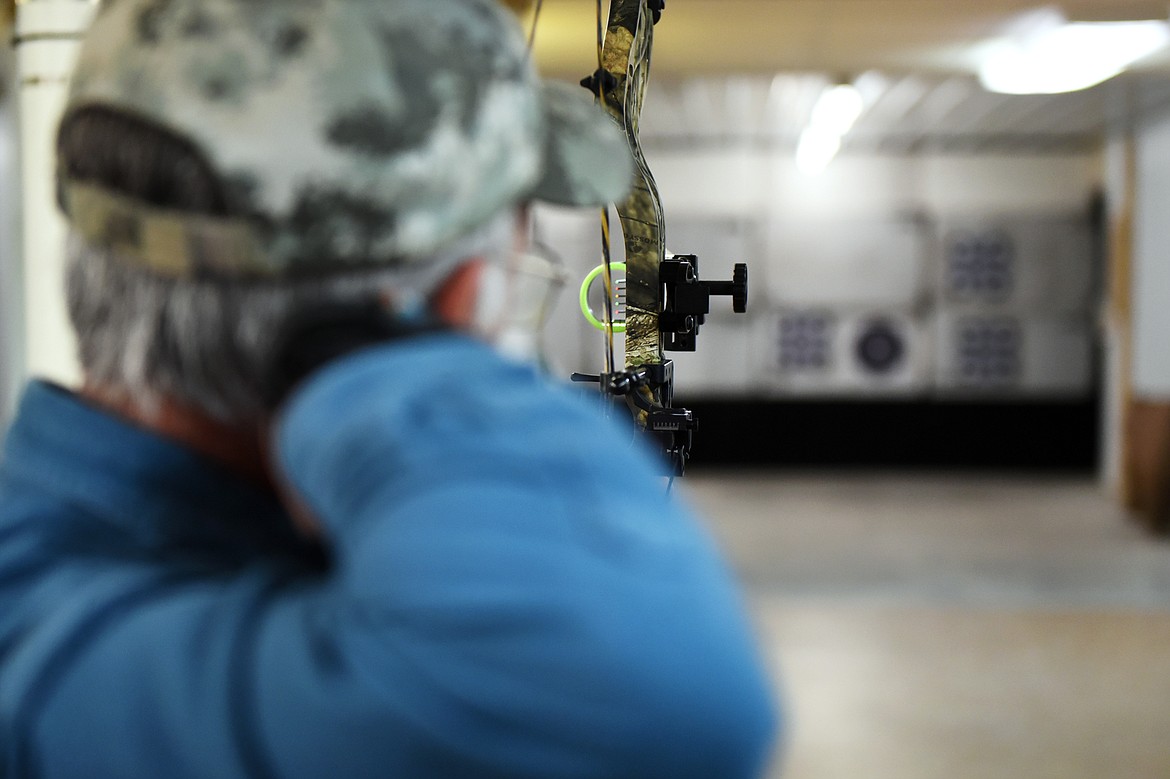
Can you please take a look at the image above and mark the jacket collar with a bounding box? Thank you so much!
[1,382,317,564]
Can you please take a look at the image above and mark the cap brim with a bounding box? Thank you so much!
[528,81,634,207]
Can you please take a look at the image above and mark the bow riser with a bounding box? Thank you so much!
[574,0,747,476]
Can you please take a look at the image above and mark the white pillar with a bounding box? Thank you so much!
[1133,109,1170,400]
[0,97,14,425]
[12,0,97,403]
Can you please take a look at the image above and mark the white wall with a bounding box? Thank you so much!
[537,145,1103,396]
[652,148,1099,222]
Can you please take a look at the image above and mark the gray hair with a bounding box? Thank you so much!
[65,212,516,422]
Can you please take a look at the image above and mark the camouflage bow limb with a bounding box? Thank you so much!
[594,0,666,375]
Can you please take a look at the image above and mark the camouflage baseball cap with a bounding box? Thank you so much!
[58,0,633,279]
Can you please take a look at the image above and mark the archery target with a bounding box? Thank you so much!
[778,311,834,372]
[946,228,1016,302]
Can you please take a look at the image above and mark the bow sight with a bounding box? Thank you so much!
[661,256,748,351]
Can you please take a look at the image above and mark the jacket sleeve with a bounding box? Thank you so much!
[31,337,780,779]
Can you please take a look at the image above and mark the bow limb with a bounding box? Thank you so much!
[596,0,670,410]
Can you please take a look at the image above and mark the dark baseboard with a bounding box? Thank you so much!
[677,396,1102,472]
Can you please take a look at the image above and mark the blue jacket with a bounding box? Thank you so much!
[0,335,778,778]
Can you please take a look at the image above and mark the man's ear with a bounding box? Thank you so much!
[429,258,486,329]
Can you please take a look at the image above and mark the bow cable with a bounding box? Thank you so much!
[595,0,619,380]
[526,0,545,53]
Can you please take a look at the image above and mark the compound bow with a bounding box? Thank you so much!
[572,0,748,478]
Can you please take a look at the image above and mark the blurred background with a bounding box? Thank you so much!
[4,1,1170,777]
[523,1,1169,481]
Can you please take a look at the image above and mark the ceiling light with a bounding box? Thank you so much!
[979,14,1170,94]
[808,83,864,135]
[795,80,863,175]
[796,128,842,176]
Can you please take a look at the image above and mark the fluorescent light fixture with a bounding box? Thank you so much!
[980,15,1170,94]
[795,81,863,175]
[808,83,864,135]
[796,127,842,176]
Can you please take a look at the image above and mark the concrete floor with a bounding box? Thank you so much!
[678,472,1170,779]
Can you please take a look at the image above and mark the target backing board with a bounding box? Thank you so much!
[755,308,932,397]
[936,216,1096,314]
[933,310,1095,397]
[669,319,756,397]
[764,216,933,309]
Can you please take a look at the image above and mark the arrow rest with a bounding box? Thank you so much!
[571,361,694,476]
[580,69,619,99]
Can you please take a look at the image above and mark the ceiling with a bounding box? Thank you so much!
[3,1,1170,148]
[527,0,1170,79]
[523,0,1170,149]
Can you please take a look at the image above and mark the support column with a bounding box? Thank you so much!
[1121,106,1170,534]
[12,0,96,405]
